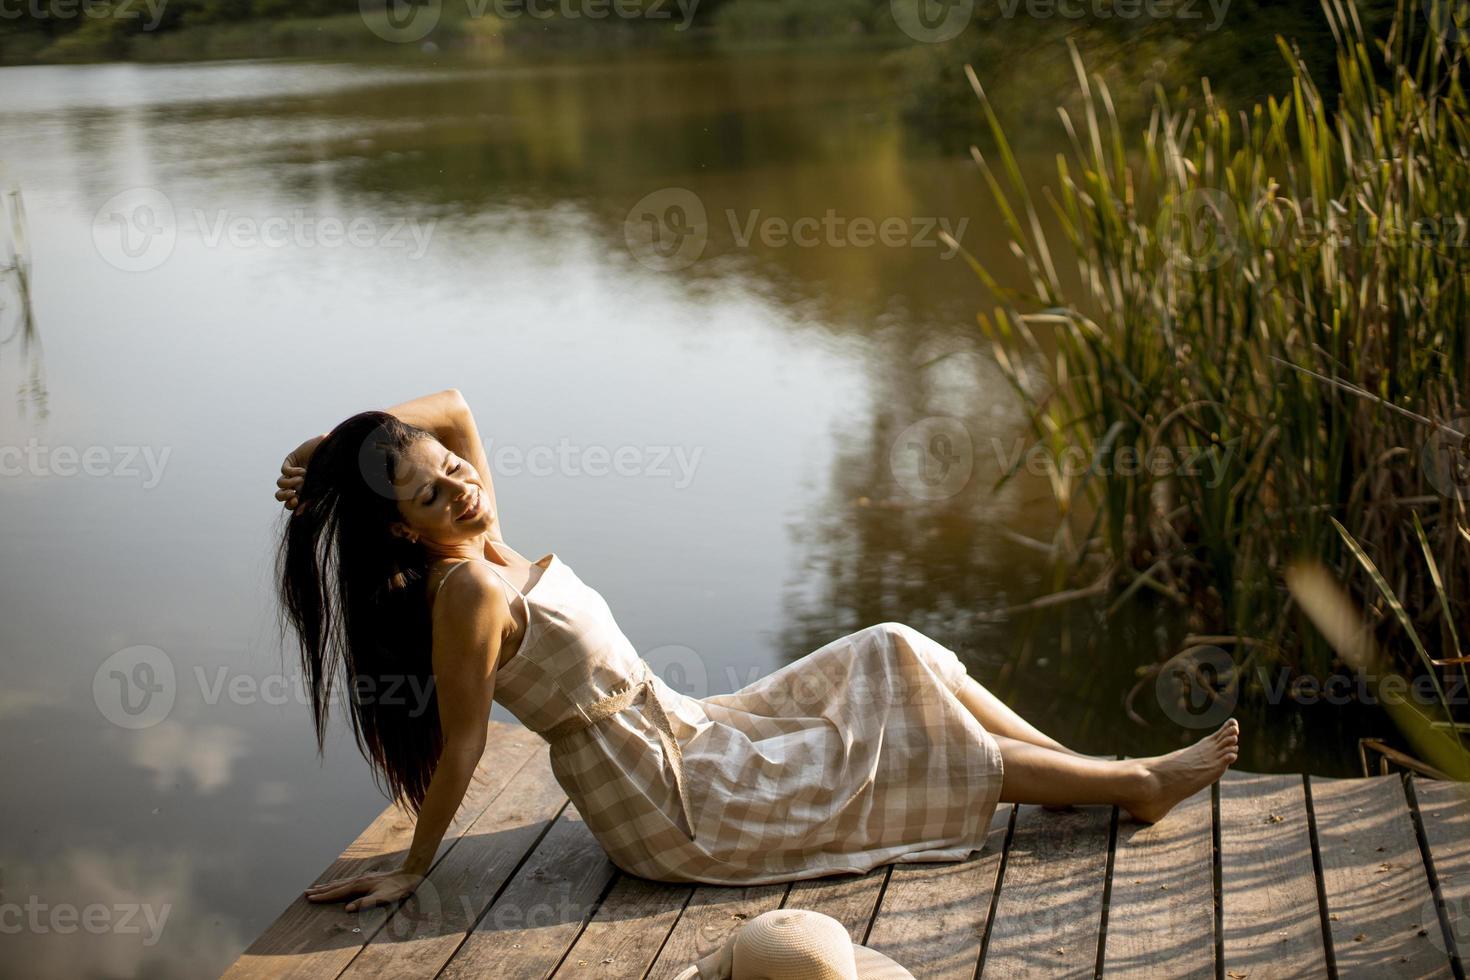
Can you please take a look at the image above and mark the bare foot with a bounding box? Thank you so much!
[1123,719,1240,824]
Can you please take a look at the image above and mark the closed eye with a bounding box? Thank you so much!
[422,454,461,506]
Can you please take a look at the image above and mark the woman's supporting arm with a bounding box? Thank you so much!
[304,561,511,911]
[386,388,501,541]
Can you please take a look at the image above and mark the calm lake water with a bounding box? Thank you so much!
[0,51,1382,977]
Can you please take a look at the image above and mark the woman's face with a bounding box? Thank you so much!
[390,437,492,545]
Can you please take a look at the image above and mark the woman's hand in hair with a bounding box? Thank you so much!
[276,433,326,511]
[303,868,426,912]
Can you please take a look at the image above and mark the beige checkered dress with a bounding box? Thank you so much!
[468,551,1006,885]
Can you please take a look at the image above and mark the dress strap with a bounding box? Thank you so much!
[433,557,526,605]
[431,559,478,603]
[478,559,524,598]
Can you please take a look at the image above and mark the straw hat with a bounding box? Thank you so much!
[672,908,915,980]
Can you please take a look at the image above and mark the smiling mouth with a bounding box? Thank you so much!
[456,488,482,522]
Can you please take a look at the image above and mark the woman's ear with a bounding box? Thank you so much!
[389,521,419,544]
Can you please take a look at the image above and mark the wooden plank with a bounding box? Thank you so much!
[784,867,889,941]
[438,806,619,980]
[1219,770,1328,978]
[1411,776,1470,971]
[982,803,1112,978]
[643,883,791,980]
[1311,774,1452,979]
[864,805,1012,979]
[1101,784,1214,978]
[222,722,545,980]
[340,749,571,979]
[548,873,692,978]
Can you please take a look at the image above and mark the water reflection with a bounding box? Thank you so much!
[0,188,46,418]
[0,49,1380,979]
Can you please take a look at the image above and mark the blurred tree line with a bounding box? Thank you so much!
[0,0,1404,140]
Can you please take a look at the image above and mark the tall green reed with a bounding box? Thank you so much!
[954,0,1468,705]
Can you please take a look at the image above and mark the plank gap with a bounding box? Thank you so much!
[859,865,894,947]
[975,803,1018,979]
[635,885,697,980]
[1212,780,1223,980]
[534,868,627,980]
[1302,774,1341,980]
[1091,801,1120,980]
[1407,774,1468,980]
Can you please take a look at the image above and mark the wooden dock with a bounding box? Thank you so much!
[224,721,1469,978]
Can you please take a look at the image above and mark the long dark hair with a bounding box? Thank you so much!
[277,411,444,812]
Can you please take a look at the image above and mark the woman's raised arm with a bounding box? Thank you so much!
[386,388,502,542]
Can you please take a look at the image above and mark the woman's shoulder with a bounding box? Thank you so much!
[429,559,510,617]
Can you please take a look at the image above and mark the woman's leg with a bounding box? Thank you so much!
[955,676,1102,759]
[994,718,1239,823]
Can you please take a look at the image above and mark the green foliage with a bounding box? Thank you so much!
[964,0,1470,694]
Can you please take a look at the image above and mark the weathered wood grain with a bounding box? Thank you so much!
[438,805,619,980]
[784,866,889,941]
[1102,784,1214,979]
[982,803,1112,978]
[1411,775,1470,974]
[339,748,571,979]
[643,882,790,980]
[862,804,1011,979]
[1218,771,1327,978]
[229,752,1469,980]
[1311,774,1452,979]
[221,721,544,980]
[548,872,692,978]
